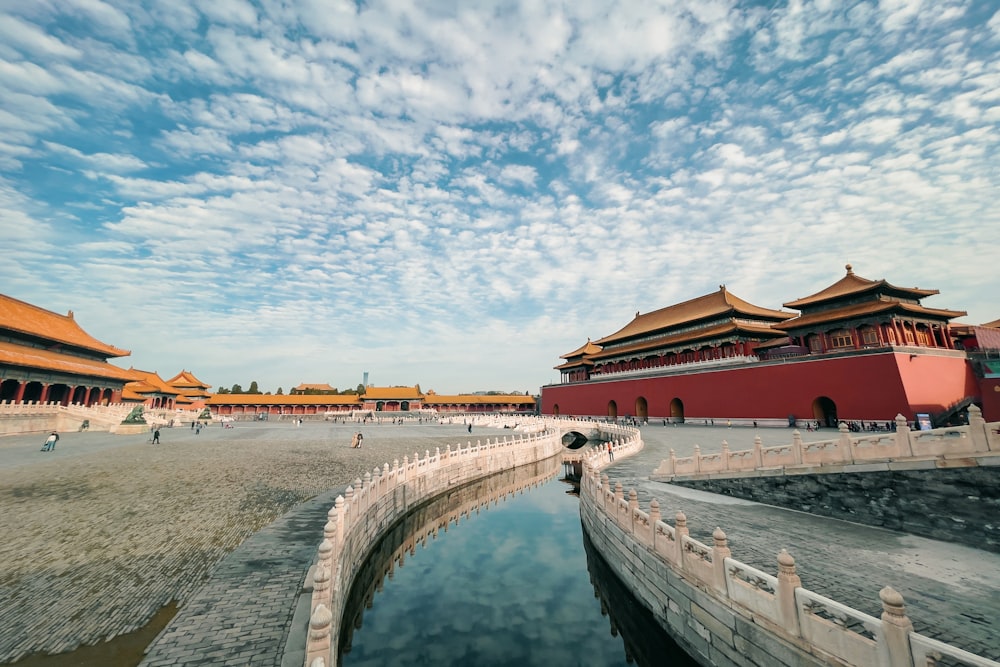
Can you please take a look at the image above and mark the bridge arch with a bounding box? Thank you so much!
[607,400,618,420]
[669,397,684,423]
[634,396,648,421]
[812,396,837,427]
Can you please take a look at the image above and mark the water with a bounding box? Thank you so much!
[338,458,698,667]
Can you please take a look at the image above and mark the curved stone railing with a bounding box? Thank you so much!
[653,406,999,479]
[301,418,635,667]
[580,446,1000,667]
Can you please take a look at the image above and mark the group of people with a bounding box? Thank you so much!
[350,432,364,448]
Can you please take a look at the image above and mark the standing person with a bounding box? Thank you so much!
[41,431,59,452]
[607,440,614,461]
[152,428,160,445]
[350,432,358,448]
[356,432,363,448]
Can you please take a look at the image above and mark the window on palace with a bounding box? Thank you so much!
[861,327,879,345]
[808,335,824,352]
[916,329,929,345]
[904,330,915,344]
[830,330,854,348]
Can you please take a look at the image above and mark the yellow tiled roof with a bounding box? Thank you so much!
[783,265,939,309]
[293,383,337,391]
[560,339,603,359]
[0,293,130,358]
[166,370,211,390]
[0,340,135,381]
[361,386,423,400]
[590,321,784,360]
[594,287,792,346]
[777,301,966,331]
[126,369,183,395]
[422,394,536,404]
[206,394,363,406]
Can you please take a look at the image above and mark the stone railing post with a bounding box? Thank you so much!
[721,441,730,470]
[649,499,661,545]
[627,488,638,531]
[880,586,914,667]
[894,414,913,457]
[753,436,763,468]
[675,511,689,567]
[777,549,801,637]
[838,422,854,463]
[711,527,730,596]
[693,444,701,473]
[669,448,677,474]
[305,603,332,667]
[792,430,803,464]
[967,404,990,452]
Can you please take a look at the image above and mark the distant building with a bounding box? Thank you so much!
[122,368,184,409]
[290,383,338,395]
[0,293,133,405]
[543,266,991,424]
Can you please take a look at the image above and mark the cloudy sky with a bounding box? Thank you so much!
[1,0,998,395]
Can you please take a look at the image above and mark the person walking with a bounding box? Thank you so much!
[152,428,160,445]
[607,440,614,461]
[41,431,59,452]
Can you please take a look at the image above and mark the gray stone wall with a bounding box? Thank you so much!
[670,466,1000,553]
[579,499,822,667]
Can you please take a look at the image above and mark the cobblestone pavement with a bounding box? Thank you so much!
[609,423,1000,661]
[0,420,506,664]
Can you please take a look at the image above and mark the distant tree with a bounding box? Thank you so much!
[248,381,260,394]
[216,387,230,394]
[231,384,243,394]
[276,387,283,395]
[356,383,365,393]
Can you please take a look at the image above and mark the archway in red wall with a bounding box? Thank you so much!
[607,400,618,420]
[812,396,837,427]
[634,396,648,421]
[552,404,560,416]
[669,397,684,423]
[0,379,19,401]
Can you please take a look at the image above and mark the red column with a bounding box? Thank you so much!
[14,382,26,403]
[39,384,51,403]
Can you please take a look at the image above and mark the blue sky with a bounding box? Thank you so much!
[2,0,998,395]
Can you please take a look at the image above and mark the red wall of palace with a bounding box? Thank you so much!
[541,353,978,422]
[980,379,1000,422]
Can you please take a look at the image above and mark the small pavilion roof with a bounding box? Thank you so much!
[560,339,603,360]
[166,370,211,390]
[125,369,183,396]
[293,383,337,392]
[981,318,1000,329]
[595,287,792,346]
[777,300,966,332]
[783,265,939,309]
[0,340,135,381]
[0,293,130,358]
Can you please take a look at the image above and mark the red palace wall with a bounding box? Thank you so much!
[980,378,1000,422]
[541,352,978,422]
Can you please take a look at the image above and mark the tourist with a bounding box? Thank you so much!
[607,440,614,461]
[355,432,363,448]
[41,431,59,452]
[152,428,160,445]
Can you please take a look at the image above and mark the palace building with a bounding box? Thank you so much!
[0,293,133,405]
[542,266,993,424]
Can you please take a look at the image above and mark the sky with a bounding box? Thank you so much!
[1,0,998,396]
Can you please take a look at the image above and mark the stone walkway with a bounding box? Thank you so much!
[2,422,998,665]
[0,420,506,665]
[608,423,1000,662]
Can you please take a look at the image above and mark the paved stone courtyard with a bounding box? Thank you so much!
[2,420,998,665]
[0,420,505,664]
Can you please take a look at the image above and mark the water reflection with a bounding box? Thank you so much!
[338,456,697,667]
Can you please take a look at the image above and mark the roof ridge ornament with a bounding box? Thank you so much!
[845,263,854,275]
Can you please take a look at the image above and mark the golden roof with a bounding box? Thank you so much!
[125,369,183,396]
[166,370,211,390]
[783,265,939,309]
[595,287,792,346]
[362,386,423,400]
[777,300,966,331]
[0,293,130,358]
[422,394,536,404]
[554,359,596,371]
[982,318,1000,329]
[293,383,337,391]
[0,340,135,381]
[590,321,784,361]
[560,339,603,360]
[206,394,362,406]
